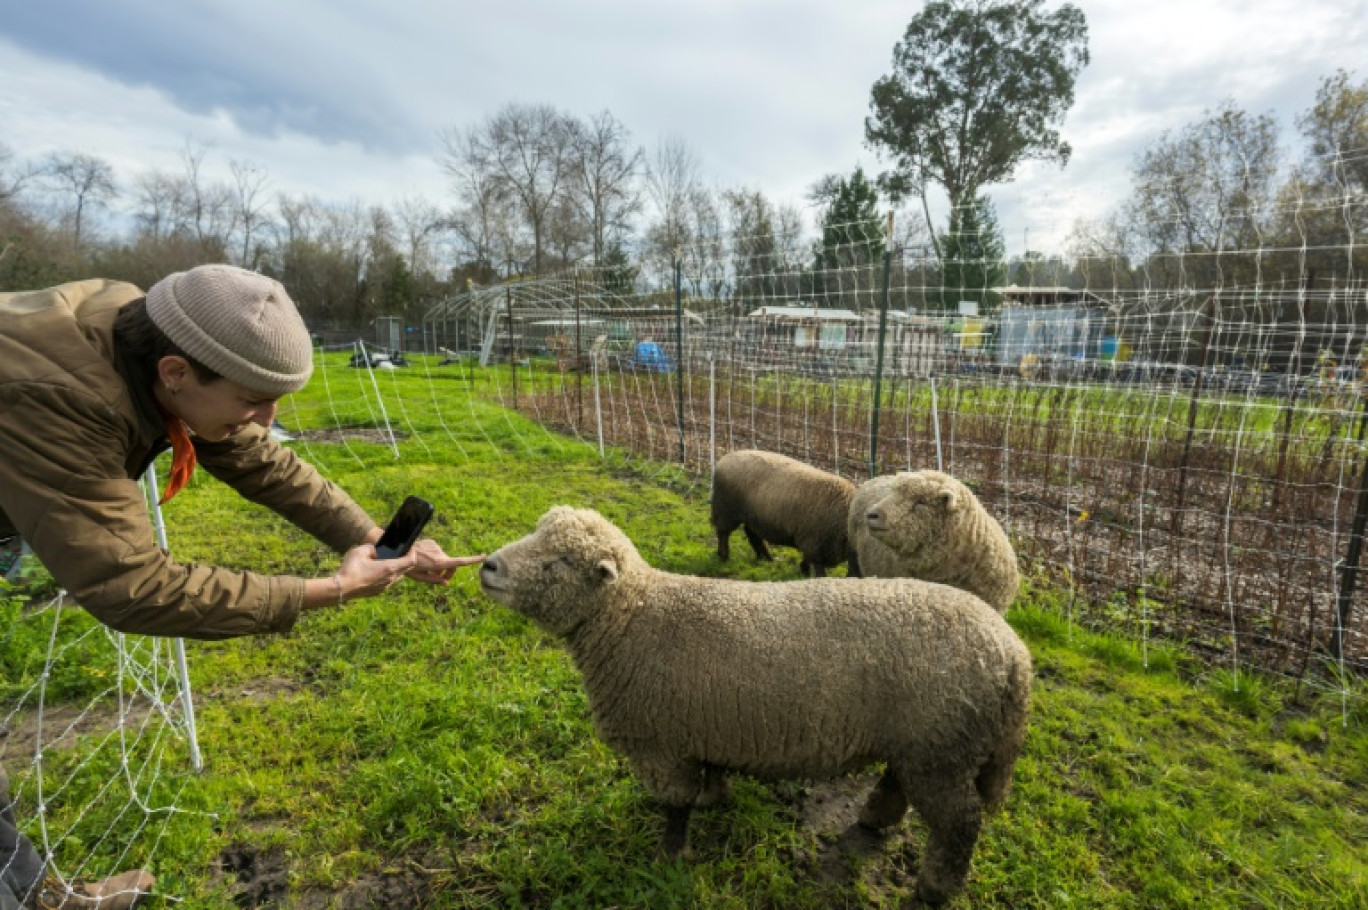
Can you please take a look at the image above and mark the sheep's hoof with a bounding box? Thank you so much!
[657,842,694,863]
[659,805,693,861]
[911,879,950,906]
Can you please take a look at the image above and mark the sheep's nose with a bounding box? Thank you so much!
[481,556,499,575]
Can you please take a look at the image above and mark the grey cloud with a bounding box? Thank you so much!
[0,0,427,151]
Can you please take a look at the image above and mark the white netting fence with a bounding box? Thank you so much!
[2,153,1366,899]
[420,159,1368,700]
[2,471,202,905]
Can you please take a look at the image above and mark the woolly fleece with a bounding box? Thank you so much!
[710,449,855,576]
[848,470,1020,613]
[480,506,1032,904]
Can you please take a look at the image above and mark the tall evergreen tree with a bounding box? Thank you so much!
[939,195,1005,311]
[866,0,1088,259]
[814,167,884,270]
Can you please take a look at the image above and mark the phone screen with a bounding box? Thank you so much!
[375,495,435,559]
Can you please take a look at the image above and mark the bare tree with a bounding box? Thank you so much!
[724,188,780,302]
[0,143,34,207]
[1065,211,1140,291]
[679,186,726,299]
[443,136,520,278]
[440,103,579,274]
[229,158,272,268]
[276,192,321,247]
[41,151,118,246]
[393,195,446,278]
[569,110,643,264]
[1127,101,1282,258]
[132,169,185,241]
[643,136,701,255]
[176,141,233,252]
[546,195,591,268]
[1298,69,1368,195]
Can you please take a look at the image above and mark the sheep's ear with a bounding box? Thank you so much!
[594,558,619,584]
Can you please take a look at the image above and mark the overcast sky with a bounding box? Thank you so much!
[3,0,1367,255]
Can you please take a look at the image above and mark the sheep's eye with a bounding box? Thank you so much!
[542,556,576,572]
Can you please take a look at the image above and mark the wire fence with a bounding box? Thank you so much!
[438,210,1368,694]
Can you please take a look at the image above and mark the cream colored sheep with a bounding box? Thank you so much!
[848,470,1019,613]
[711,449,855,576]
[479,506,1033,905]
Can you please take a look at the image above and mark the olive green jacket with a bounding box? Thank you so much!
[0,279,377,639]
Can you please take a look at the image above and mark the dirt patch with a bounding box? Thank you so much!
[1,697,149,776]
[293,864,434,910]
[220,842,439,910]
[220,842,290,908]
[205,676,304,703]
[794,773,911,889]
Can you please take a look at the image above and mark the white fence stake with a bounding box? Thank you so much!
[358,341,401,458]
[832,372,840,471]
[708,352,716,478]
[593,350,605,458]
[930,375,944,472]
[143,463,203,772]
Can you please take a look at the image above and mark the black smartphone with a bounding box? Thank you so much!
[374,495,435,559]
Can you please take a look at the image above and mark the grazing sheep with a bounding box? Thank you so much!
[710,449,856,576]
[479,506,1032,905]
[848,470,1019,614]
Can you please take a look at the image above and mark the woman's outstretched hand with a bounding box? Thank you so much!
[406,538,485,584]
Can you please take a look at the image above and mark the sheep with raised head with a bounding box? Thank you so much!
[479,505,1032,905]
[710,449,855,576]
[848,470,1019,614]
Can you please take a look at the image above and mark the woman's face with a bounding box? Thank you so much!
[157,356,279,441]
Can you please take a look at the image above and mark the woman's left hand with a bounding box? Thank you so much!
[406,538,485,584]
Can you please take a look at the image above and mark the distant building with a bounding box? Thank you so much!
[745,305,863,351]
[992,285,1113,369]
[742,305,948,376]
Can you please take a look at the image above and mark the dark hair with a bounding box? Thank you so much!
[113,296,222,385]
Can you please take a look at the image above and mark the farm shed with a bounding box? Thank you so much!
[992,285,1114,369]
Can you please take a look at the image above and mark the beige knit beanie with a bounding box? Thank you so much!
[145,264,314,396]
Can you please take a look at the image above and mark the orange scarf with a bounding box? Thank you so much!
[156,405,197,504]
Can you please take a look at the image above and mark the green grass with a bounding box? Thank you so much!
[5,354,1367,908]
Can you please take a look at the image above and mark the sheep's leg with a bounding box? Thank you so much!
[742,525,773,561]
[713,516,736,561]
[695,765,731,808]
[904,775,983,906]
[858,768,908,829]
[660,804,693,860]
[847,549,863,577]
[716,527,732,561]
[642,759,704,859]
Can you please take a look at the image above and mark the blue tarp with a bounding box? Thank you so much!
[630,341,674,373]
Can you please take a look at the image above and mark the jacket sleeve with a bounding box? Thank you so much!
[191,424,378,553]
[0,384,306,640]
